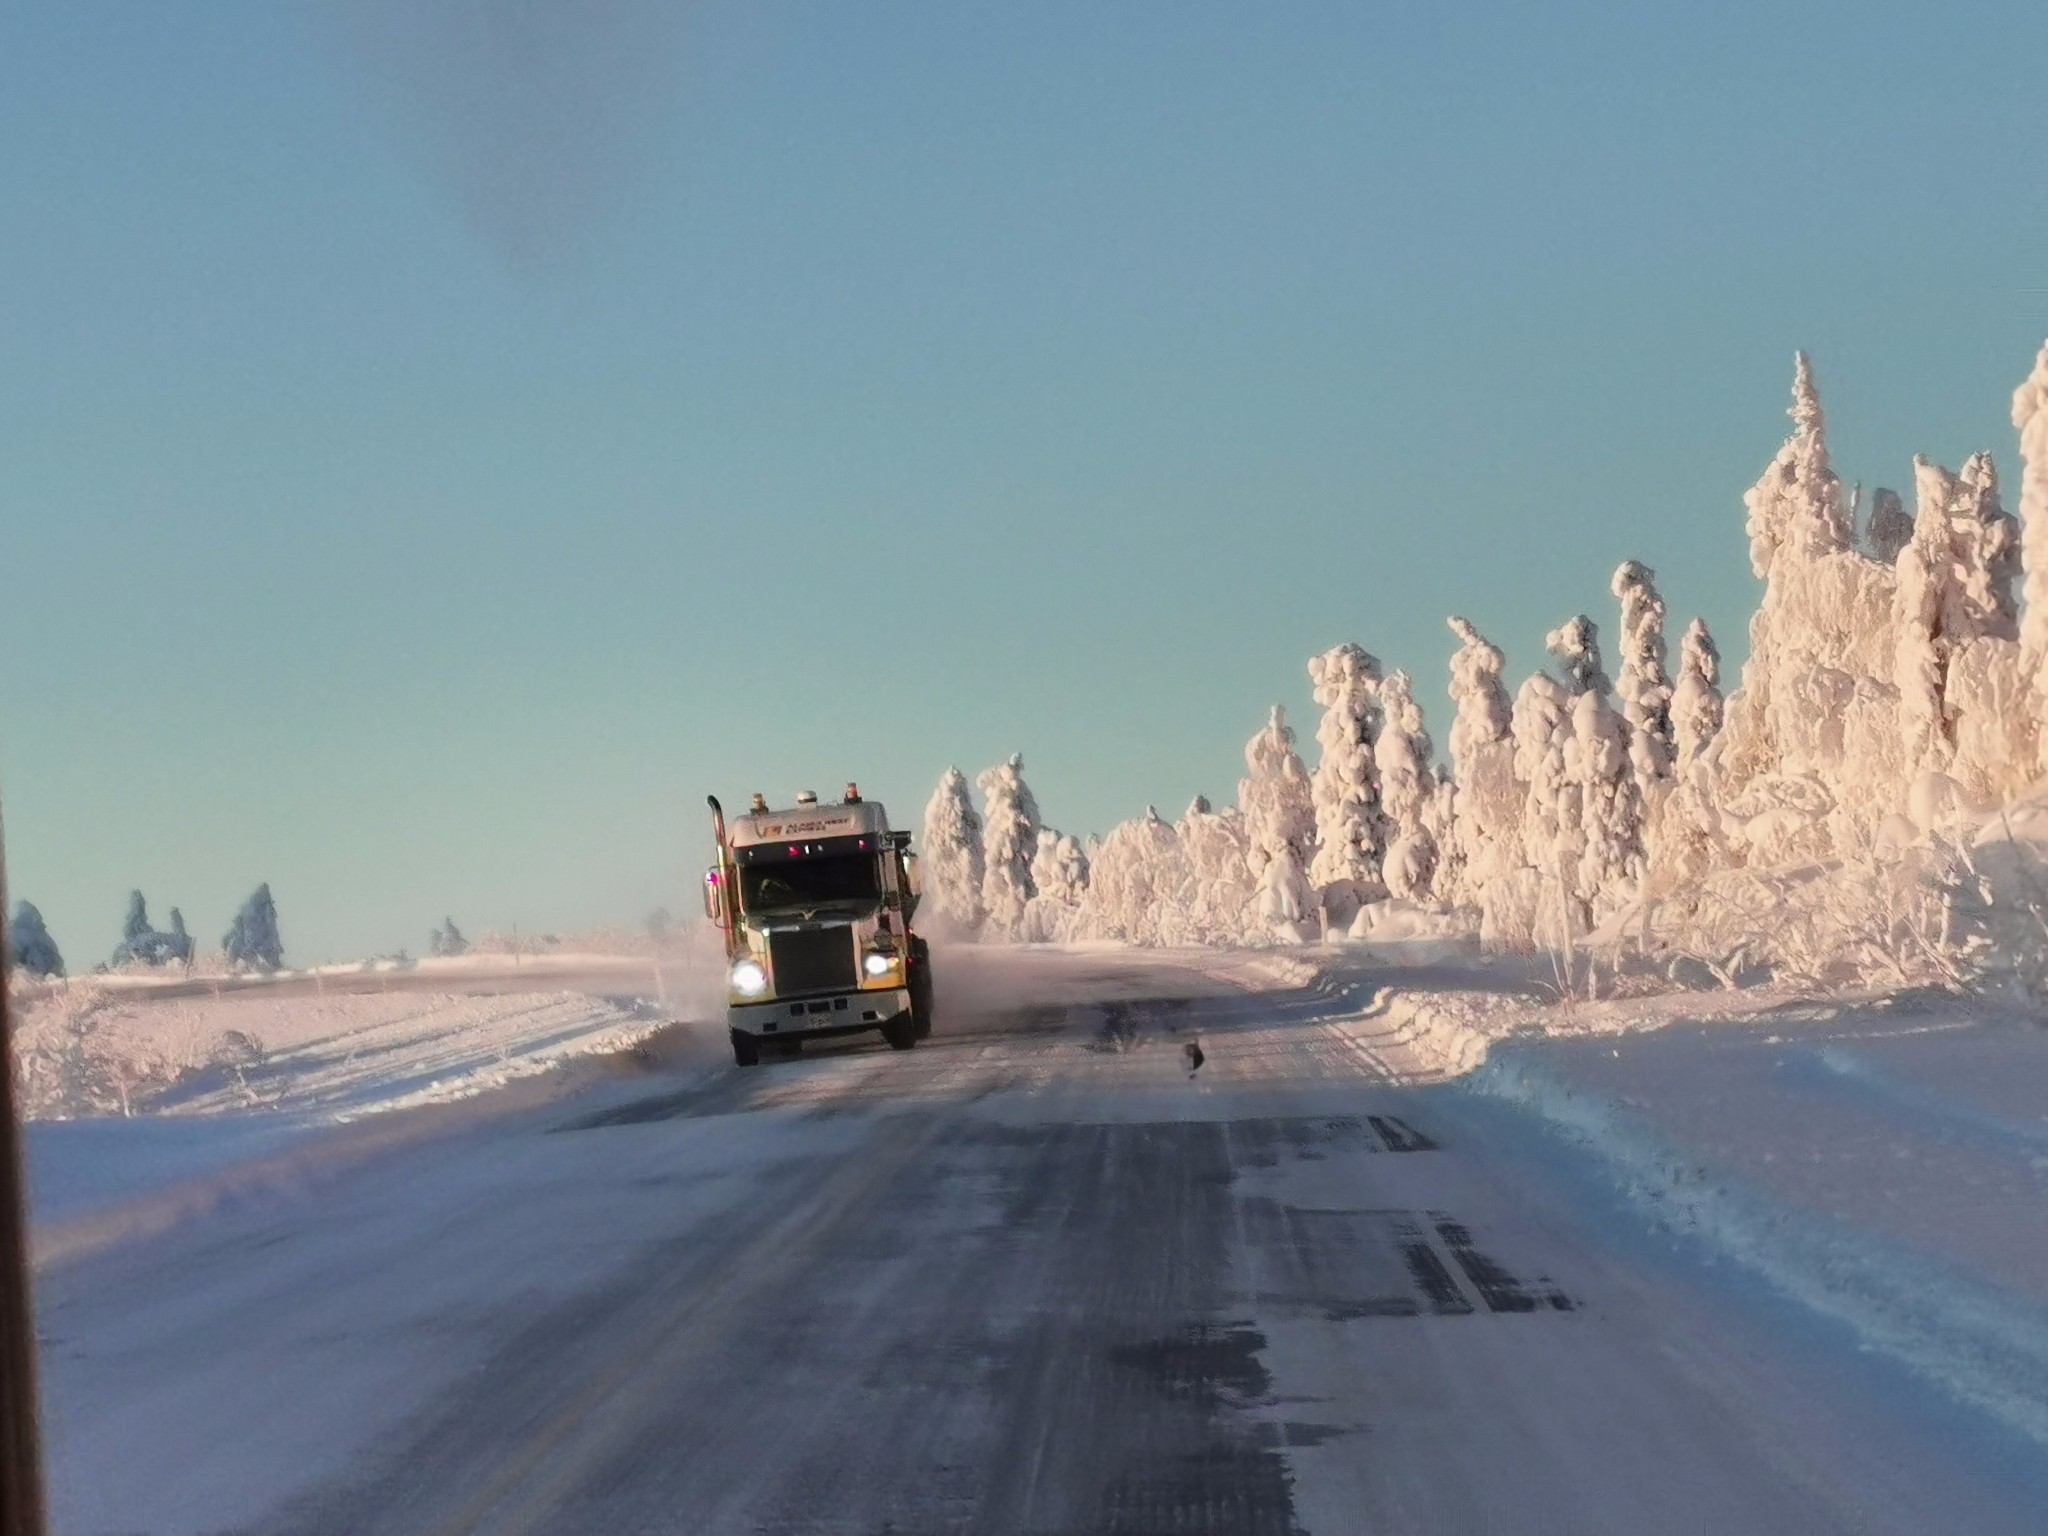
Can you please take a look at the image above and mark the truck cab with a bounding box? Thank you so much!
[705,786,933,1067]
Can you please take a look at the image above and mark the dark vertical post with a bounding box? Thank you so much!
[0,810,49,1536]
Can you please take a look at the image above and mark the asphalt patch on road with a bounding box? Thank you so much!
[1367,1113,1437,1152]
[1234,1116,1573,1322]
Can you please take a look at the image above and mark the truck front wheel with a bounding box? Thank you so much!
[880,1012,920,1051]
[908,937,934,1040]
[730,1029,761,1067]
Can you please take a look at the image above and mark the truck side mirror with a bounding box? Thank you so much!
[703,867,726,925]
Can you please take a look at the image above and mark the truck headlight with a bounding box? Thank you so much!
[730,959,769,997]
[862,951,899,978]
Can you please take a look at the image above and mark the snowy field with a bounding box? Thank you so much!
[12,958,721,1268]
[19,942,2048,1534]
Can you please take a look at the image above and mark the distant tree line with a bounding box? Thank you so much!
[5,882,288,979]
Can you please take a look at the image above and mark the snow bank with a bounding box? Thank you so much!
[1470,1044,2048,1450]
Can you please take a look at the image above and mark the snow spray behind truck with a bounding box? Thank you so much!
[705,787,934,1067]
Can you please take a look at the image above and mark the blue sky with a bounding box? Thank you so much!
[3,1,2044,963]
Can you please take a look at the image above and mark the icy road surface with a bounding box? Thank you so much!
[31,949,2048,1535]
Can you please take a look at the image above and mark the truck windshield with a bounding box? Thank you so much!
[740,854,881,913]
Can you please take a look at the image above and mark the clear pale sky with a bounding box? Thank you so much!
[3,1,2044,964]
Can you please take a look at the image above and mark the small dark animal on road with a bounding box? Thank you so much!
[1184,1039,1205,1076]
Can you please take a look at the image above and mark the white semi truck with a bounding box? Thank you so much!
[704,786,934,1067]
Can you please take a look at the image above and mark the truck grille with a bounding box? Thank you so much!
[769,925,856,996]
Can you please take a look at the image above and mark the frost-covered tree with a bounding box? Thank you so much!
[121,890,150,947]
[1253,841,1316,937]
[163,908,193,966]
[1944,453,2020,642]
[223,883,284,971]
[429,917,468,957]
[1865,487,1913,563]
[1177,795,1256,944]
[1446,617,1513,773]
[1896,460,1952,772]
[1533,616,1643,915]
[113,890,191,968]
[977,754,1042,942]
[1651,618,1729,886]
[1072,808,1187,946]
[1238,705,1316,883]
[1714,353,1906,864]
[1374,670,1439,903]
[1545,615,1610,697]
[7,901,64,978]
[1443,616,1520,907]
[1239,701,1319,939]
[922,767,986,935]
[1670,619,1725,771]
[1511,671,1572,878]
[1023,827,1089,942]
[1897,453,2024,778]
[1305,645,1385,925]
[1746,351,1852,575]
[1610,561,1676,789]
[2015,343,2048,676]
[1567,687,1644,917]
[1030,828,1088,906]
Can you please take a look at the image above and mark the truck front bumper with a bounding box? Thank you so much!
[730,987,911,1039]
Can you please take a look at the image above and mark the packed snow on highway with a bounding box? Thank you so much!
[12,941,2048,1536]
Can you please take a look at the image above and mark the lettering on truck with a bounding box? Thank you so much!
[757,816,858,838]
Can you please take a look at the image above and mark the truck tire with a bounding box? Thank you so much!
[908,937,934,1040]
[880,1012,920,1051]
[730,1029,761,1067]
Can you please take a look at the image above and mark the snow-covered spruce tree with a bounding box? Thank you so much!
[1943,452,2032,804]
[121,890,150,947]
[1895,459,1953,775]
[1545,615,1610,698]
[1071,808,1188,946]
[1023,828,1089,942]
[921,767,986,936]
[1715,353,1907,864]
[977,754,1042,942]
[7,901,64,978]
[1177,795,1256,944]
[1670,619,1725,772]
[1540,615,1607,891]
[113,890,191,968]
[223,883,284,971]
[1567,686,1645,920]
[163,908,193,966]
[1374,670,1439,904]
[1488,669,1571,950]
[1305,644,1386,927]
[1237,705,1318,940]
[1442,616,1520,908]
[1748,352,1855,570]
[1610,561,1676,790]
[2016,343,2048,677]
[1865,487,1913,564]
[1895,452,2029,801]
[1510,671,1572,879]
[430,917,468,958]
[1528,615,1641,921]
